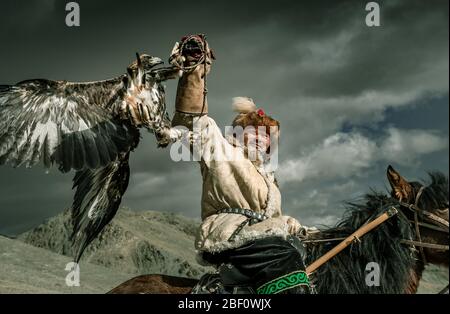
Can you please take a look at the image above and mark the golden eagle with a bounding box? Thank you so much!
[0,53,182,261]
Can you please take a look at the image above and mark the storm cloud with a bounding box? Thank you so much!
[0,0,448,234]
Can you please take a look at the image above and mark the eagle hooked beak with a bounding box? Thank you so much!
[139,54,163,67]
[149,56,164,67]
[135,53,164,69]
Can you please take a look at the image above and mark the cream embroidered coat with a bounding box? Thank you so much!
[172,112,302,254]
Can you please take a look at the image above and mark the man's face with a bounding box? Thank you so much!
[243,128,271,154]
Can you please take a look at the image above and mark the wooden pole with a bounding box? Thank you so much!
[306,208,398,275]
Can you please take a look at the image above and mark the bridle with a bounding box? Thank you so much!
[301,185,449,293]
[396,186,449,264]
[395,186,449,294]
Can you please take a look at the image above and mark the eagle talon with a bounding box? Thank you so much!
[154,127,197,147]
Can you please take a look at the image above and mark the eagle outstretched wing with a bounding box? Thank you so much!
[0,54,178,261]
[0,78,135,172]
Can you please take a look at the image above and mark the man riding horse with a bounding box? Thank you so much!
[110,36,449,295]
[128,34,311,294]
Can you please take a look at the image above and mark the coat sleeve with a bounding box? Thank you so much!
[195,116,246,167]
[171,111,238,164]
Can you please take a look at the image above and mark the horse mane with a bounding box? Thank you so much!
[305,172,448,294]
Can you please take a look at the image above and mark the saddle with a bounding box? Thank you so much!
[191,235,312,294]
[191,264,257,294]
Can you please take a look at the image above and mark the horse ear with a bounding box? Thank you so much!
[387,165,413,202]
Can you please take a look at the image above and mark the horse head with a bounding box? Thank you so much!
[387,165,449,267]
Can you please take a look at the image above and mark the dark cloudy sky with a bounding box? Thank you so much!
[0,0,448,235]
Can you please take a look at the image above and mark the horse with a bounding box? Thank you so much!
[108,166,449,294]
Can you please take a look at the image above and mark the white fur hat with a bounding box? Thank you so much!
[232,97,256,114]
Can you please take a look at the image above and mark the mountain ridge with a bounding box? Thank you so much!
[19,208,210,278]
[0,208,447,293]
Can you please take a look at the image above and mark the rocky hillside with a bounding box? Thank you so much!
[0,207,447,294]
[19,208,210,279]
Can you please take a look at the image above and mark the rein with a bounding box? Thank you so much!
[305,207,399,275]
[304,188,449,250]
[397,186,449,265]
[303,186,449,293]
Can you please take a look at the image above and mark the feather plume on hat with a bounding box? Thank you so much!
[232,97,256,113]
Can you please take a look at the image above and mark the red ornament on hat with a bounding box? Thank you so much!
[257,108,265,117]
